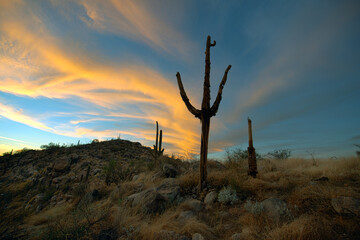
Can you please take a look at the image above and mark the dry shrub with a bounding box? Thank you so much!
[179,171,198,192]
[266,215,336,240]
[237,212,273,239]
[179,218,216,239]
[208,170,231,189]
[26,204,71,226]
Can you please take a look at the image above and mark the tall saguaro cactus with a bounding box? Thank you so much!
[176,36,231,192]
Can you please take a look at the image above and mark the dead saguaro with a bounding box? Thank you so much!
[176,35,231,192]
[247,117,258,178]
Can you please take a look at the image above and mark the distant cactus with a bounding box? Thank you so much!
[152,121,164,159]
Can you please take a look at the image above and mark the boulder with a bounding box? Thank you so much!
[53,158,70,173]
[178,210,195,221]
[261,198,292,222]
[183,199,204,212]
[163,163,178,178]
[231,233,242,240]
[204,191,217,205]
[192,233,204,240]
[331,196,360,215]
[156,178,180,202]
[128,188,167,214]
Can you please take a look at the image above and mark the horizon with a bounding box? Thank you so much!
[1,0,360,159]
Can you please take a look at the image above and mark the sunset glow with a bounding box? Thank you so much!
[1,0,359,158]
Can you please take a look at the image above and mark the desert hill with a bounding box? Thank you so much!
[0,139,359,240]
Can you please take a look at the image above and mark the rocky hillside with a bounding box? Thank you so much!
[0,139,360,240]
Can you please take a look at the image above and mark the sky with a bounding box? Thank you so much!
[0,0,359,159]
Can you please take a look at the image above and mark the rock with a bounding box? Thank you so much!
[231,233,242,240]
[204,191,217,205]
[128,188,167,214]
[261,198,292,222]
[156,178,180,202]
[331,196,360,215]
[178,210,195,220]
[79,189,101,206]
[93,168,102,175]
[36,205,43,213]
[156,230,190,240]
[132,174,140,181]
[163,163,177,178]
[314,176,329,181]
[53,158,70,173]
[52,175,69,184]
[183,199,204,212]
[192,233,204,240]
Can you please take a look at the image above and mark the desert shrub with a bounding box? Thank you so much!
[103,159,131,185]
[218,186,238,205]
[40,142,61,151]
[244,200,265,215]
[226,148,262,163]
[267,149,291,160]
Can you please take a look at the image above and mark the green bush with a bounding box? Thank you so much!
[244,200,264,215]
[225,148,262,162]
[40,142,61,151]
[218,186,238,205]
[267,149,291,160]
[103,159,131,185]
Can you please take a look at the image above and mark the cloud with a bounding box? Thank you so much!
[0,2,200,155]
[77,0,193,58]
[0,102,54,132]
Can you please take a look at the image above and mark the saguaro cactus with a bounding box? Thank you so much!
[176,35,231,192]
[247,117,258,178]
[153,121,164,158]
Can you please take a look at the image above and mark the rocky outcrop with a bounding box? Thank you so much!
[331,196,360,215]
[127,179,181,214]
[163,163,178,178]
[204,191,217,205]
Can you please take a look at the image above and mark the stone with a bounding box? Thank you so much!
[128,188,167,214]
[204,191,217,205]
[156,230,190,240]
[331,196,360,215]
[261,198,292,222]
[156,178,180,202]
[192,233,204,240]
[53,158,70,173]
[52,175,69,184]
[93,168,102,175]
[132,174,140,181]
[231,233,242,240]
[178,210,195,220]
[163,163,178,178]
[183,199,204,212]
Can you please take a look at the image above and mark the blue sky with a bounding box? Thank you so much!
[0,0,359,158]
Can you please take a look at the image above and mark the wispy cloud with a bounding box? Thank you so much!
[0,1,200,154]
[77,0,193,58]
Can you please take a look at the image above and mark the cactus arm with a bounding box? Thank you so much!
[210,65,231,117]
[176,72,201,118]
[202,36,216,109]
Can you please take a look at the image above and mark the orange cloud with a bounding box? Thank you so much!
[0,3,200,155]
[79,0,193,58]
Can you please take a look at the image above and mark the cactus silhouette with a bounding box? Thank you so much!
[176,35,231,192]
